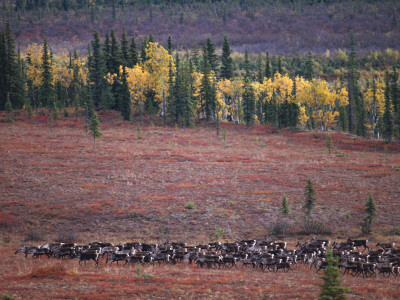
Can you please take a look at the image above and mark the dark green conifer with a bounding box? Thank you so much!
[129,36,139,67]
[200,46,216,121]
[319,248,350,300]
[281,194,290,216]
[39,38,54,108]
[278,56,283,74]
[391,67,399,137]
[362,193,376,235]
[347,32,360,134]
[89,112,102,149]
[166,36,173,55]
[206,38,218,74]
[265,52,272,79]
[257,53,263,83]
[120,27,129,67]
[220,36,233,80]
[119,66,131,121]
[103,31,111,73]
[303,178,316,222]
[242,52,255,127]
[305,51,314,81]
[89,30,106,108]
[244,50,251,79]
[140,37,148,63]
[110,29,121,75]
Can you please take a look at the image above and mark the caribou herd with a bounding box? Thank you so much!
[15,237,400,278]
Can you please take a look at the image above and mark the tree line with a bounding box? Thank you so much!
[1,22,400,141]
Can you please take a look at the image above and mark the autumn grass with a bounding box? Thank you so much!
[1,111,400,298]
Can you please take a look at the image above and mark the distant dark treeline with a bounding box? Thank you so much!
[2,0,400,55]
[8,0,399,11]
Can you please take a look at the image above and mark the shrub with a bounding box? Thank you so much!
[270,220,289,237]
[2,295,15,300]
[136,266,154,278]
[29,264,67,279]
[214,227,226,240]
[184,202,194,209]
[302,219,331,235]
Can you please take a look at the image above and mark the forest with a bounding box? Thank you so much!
[1,17,400,140]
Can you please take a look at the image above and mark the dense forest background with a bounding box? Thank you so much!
[1,0,400,54]
[1,0,400,141]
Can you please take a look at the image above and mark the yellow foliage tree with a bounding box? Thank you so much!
[143,42,175,120]
[364,80,385,137]
[217,78,244,124]
[124,65,152,121]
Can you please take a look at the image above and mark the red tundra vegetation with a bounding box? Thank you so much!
[1,110,400,299]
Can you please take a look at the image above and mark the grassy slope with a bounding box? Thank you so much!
[1,110,400,298]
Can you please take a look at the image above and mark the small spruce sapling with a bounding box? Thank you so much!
[362,193,376,235]
[89,112,102,149]
[303,178,316,223]
[325,134,333,154]
[319,247,350,300]
[281,194,290,216]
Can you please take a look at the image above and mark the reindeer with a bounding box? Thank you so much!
[347,238,369,253]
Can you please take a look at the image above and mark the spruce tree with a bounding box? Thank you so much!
[362,193,376,235]
[319,248,350,300]
[206,38,218,75]
[200,46,216,121]
[110,29,121,75]
[242,50,255,126]
[281,194,290,216]
[220,36,233,80]
[265,52,272,79]
[278,56,283,74]
[257,53,263,83]
[140,37,148,64]
[148,34,155,43]
[89,30,106,108]
[3,21,25,109]
[180,59,195,127]
[69,50,81,115]
[129,36,139,67]
[103,31,111,73]
[383,71,394,142]
[303,178,316,222]
[119,66,131,121]
[305,51,314,81]
[391,67,399,138]
[191,45,200,71]
[347,32,360,134]
[120,27,129,67]
[242,79,255,126]
[166,36,173,55]
[89,112,102,149]
[244,50,251,79]
[166,59,175,126]
[39,38,54,108]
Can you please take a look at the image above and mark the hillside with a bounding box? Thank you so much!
[3,0,400,54]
